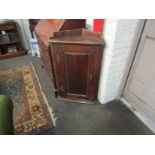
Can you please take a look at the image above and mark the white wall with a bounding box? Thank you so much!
[86,19,94,30]
[98,19,140,104]
[14,19,32,50]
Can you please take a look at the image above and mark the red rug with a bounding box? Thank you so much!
[0,64,55,134]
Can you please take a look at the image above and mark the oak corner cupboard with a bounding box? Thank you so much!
[49,28,105,103]
[35,19,86,85]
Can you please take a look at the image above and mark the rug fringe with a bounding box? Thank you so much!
[31,63,56,126]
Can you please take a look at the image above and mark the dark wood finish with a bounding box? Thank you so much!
[0,21,24,60]
[35,20,104,103]
[0,22,16,31]
[50,28,103,45]
[0,40,19,46]
[49,28,104,102]
[59,19,86,31]
[35,19,86,46]
[35,19,64,84]
[35,19,86,88]
[64,51,89,95]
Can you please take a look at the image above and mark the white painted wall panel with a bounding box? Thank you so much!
[98,19,140,104]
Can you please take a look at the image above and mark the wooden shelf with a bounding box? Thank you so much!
[0,40,19,46]
[0,51,25,60]
[0,21,24,60]
[0,22,16,31]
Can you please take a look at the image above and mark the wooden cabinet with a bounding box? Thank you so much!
[35,19,86,84]
[35,20,104,103]
[49,29,104,103]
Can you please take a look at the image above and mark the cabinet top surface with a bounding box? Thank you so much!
[49,28,105,45]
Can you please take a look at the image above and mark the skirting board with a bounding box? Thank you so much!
[121,98,155,134]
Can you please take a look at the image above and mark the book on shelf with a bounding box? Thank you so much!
[3,34,10,42]
[7,46,17,53]
[1,31,10,42]
[0,34,3,42]
[8,32,19,41]
[0,31,19,43]
[0,34,10,42]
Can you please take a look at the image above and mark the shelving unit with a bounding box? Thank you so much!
[0,21,25,60]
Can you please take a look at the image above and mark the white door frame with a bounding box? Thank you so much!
[122,20,147,97]
[121,20,155,133]
[118,19,146,98]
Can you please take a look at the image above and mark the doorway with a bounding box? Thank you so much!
[123,20,155,132]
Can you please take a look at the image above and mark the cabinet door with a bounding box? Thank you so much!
[51,44,102,101]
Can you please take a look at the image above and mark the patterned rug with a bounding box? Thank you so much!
[0,64,55,134]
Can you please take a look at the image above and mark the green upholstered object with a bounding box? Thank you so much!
[0,95,13,135]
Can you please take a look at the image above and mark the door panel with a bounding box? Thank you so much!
[124,20,155,122]
[52,45,66,96]
[64,52,89,95]
[51,44,102,101]
[87,47,102,100]
[128,37,155,109]
[62,45,90,99]
[52,44,91,99]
